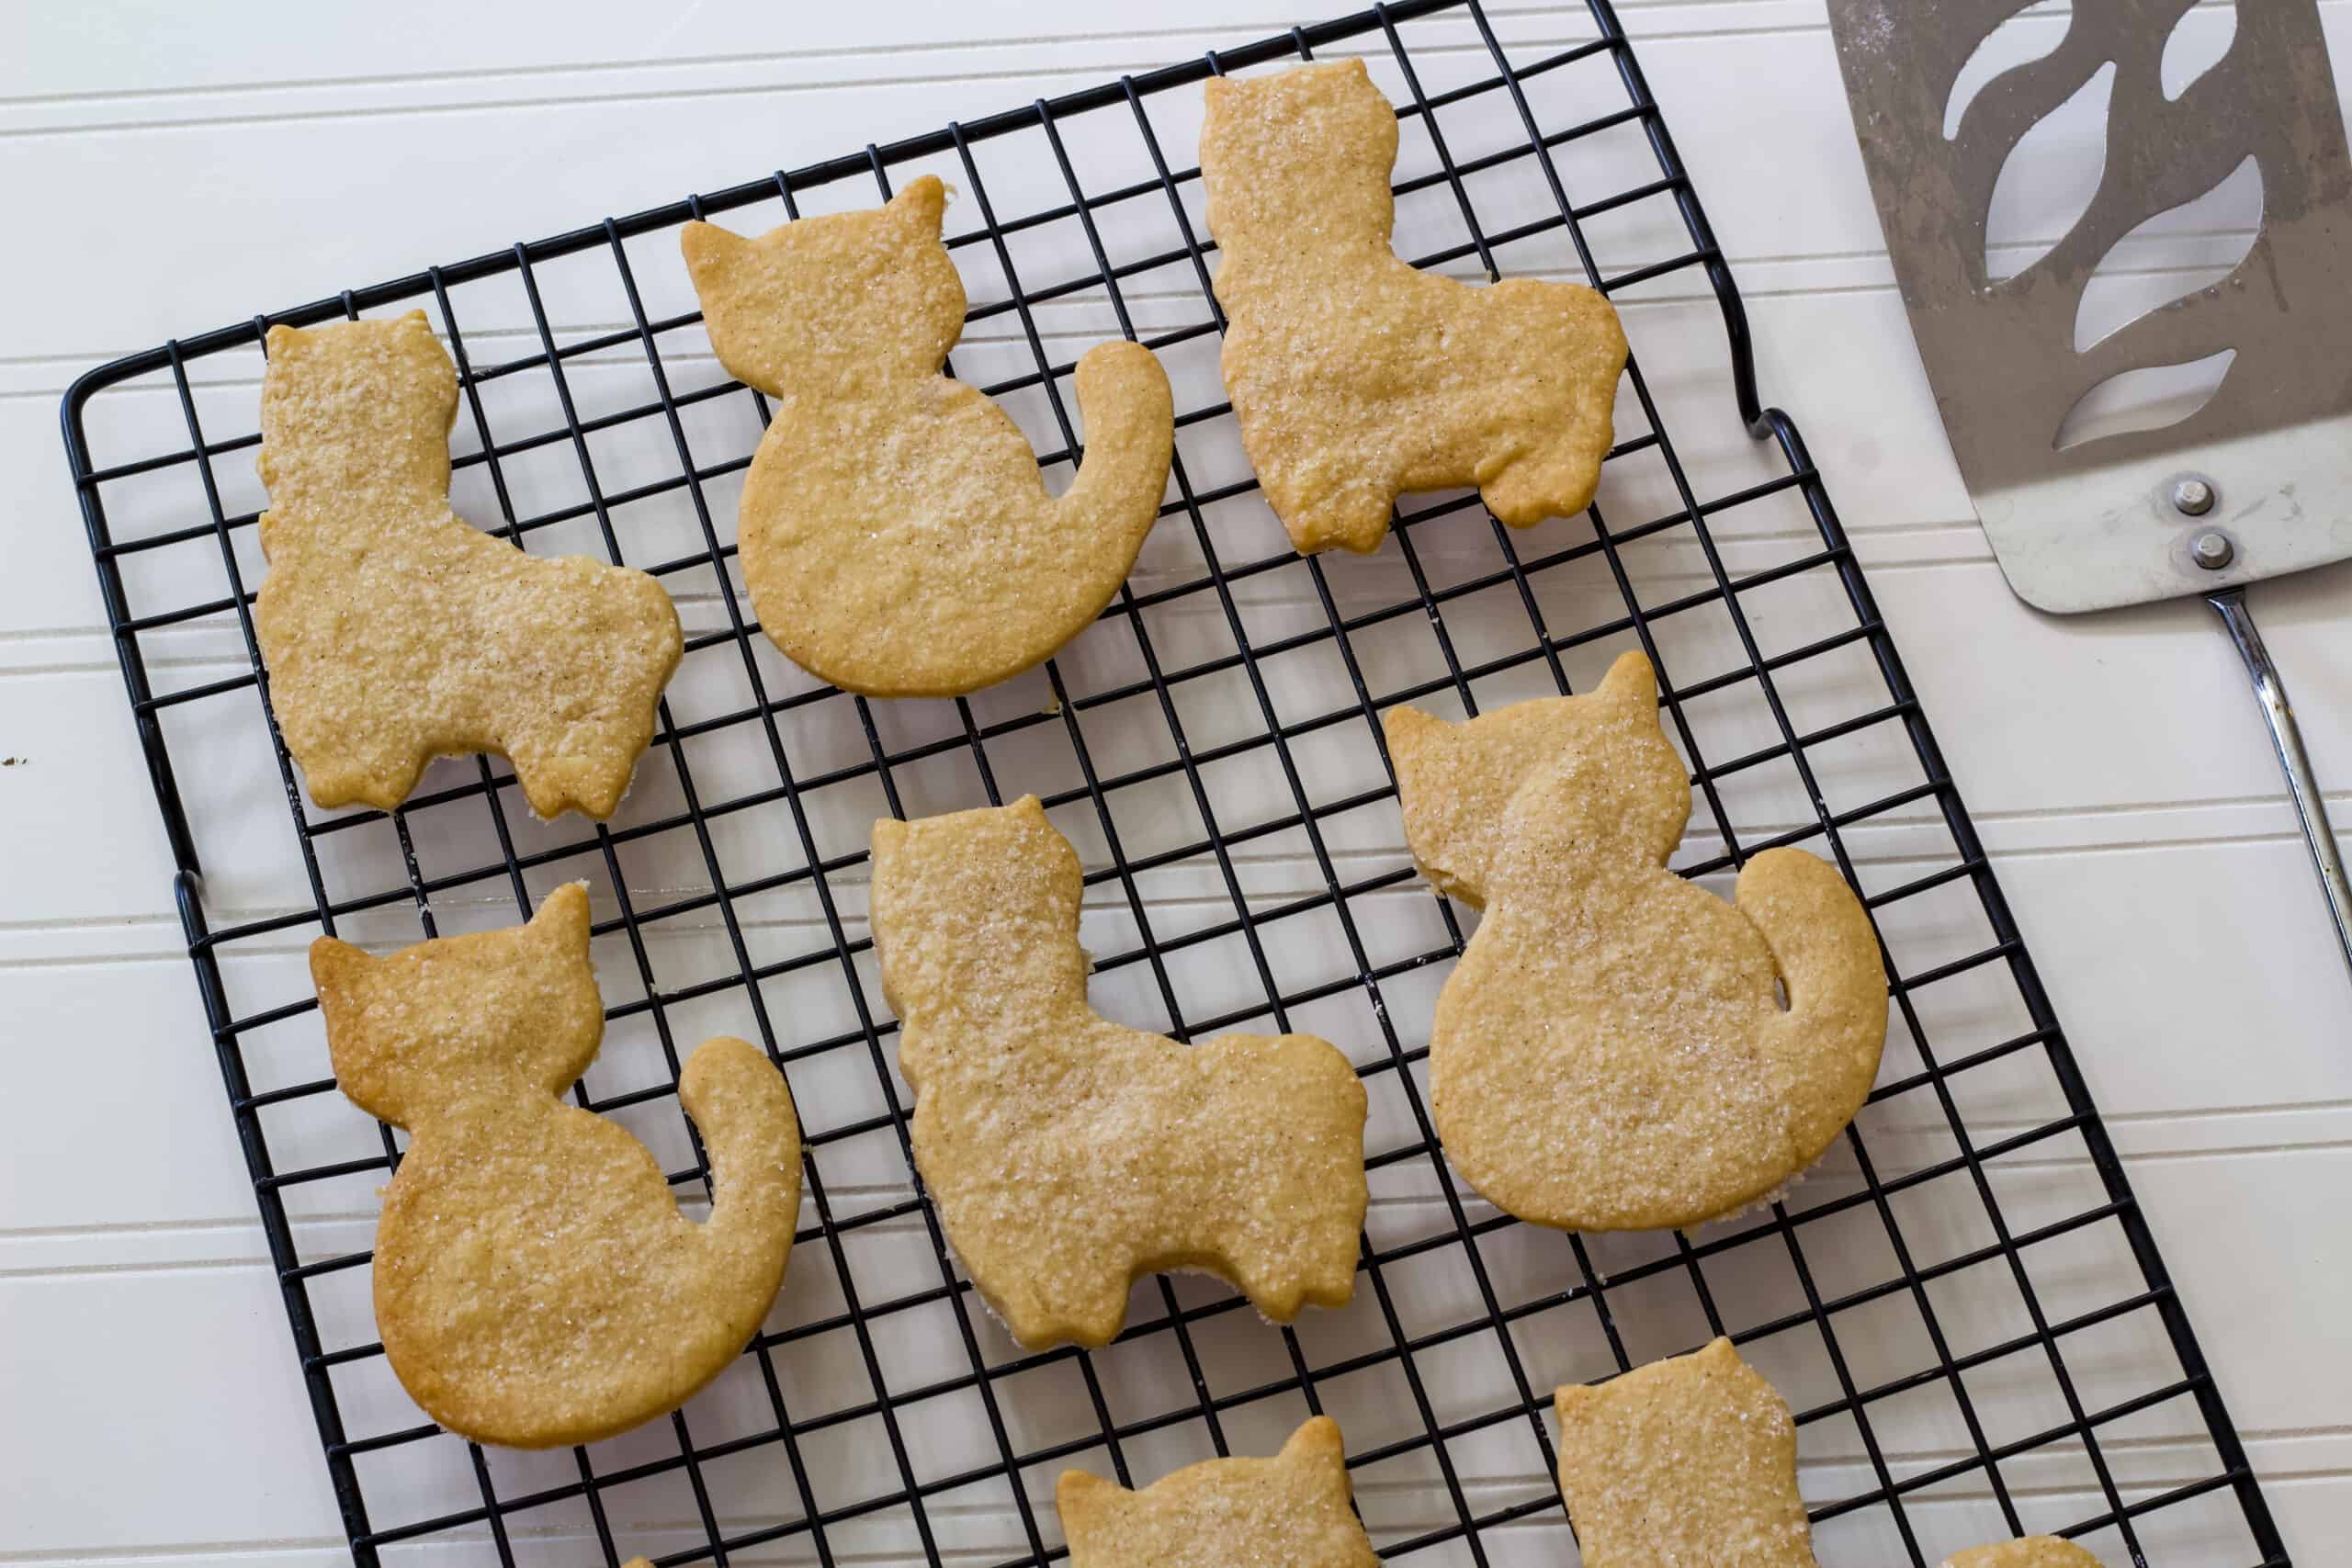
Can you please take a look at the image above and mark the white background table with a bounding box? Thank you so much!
[3,2,2346,1563]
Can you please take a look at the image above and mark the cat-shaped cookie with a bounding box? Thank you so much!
[682,176,1175,697]
[869,795,1367,1348]
[1057,1416,1378,1568]
[312,885,800,1447]
[1557,1339,2108,1568]
[1202,59,1627,555]
[1556,1338,1815,1566]
[256,312,681,818]
[1387,651,1886,1231]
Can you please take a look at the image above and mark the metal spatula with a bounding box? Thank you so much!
[1826,0,2352,987]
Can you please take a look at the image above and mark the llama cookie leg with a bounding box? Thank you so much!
[1202,61,1627,555]
[869,796,1367,1349]
[1057,1416,1378,1568]
[255,312,681,818]
[313,885,799,1447]
[683,177,1173,697]
[484,556,687,819]
[1293,486,1401,559]
[1390,650,1887,1231]
[1555,1338,1817,1567]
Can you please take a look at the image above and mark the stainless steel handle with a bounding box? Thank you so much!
[2207,587,2352,991]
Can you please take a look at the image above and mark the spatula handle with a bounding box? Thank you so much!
[2207,588,2352,992]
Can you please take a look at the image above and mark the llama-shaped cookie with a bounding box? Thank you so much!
[1386,651,1886,1232]
[1202,60,1629,555]
[312,885,800,1447]
[1057,1416,1379,1568]
[868,795,1367,1348]
[1557,1339,2108,1568]
[682,177,1175,697]
[255,312,681,818]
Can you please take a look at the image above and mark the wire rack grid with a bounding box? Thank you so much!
[58,2,2289,1565]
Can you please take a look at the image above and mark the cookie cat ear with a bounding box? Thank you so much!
[1053,1467,1129,1543]
[1277,1416,1349,1476]
[519,884,603,1089]
[527,882,593,953]
[1595,648,1658,712]
[679,219,750,276]
[888,175,948,240]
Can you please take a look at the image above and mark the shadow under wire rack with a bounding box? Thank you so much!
[57,2,2290,1565]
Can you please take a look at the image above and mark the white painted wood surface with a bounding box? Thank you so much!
[3,2,2346,1563]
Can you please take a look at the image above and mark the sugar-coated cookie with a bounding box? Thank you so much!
[255,312,680,818]
[868,795,1367,1348]
[683,176,1174,697]
[1387,650,1886,1232]
[1944,1540,2107,1568]
[1557,1339,2109,1568]
[1556,1338,1815,1566]
[1057,1416,1378,1568]
[313,885,799,1447]
[1201,59,1627,555]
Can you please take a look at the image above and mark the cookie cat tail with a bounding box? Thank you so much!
[1736,848,1890,1148]
[677,1036,802,1293]
[1057,340,1174,545]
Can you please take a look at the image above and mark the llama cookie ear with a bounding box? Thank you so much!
[1396,656,1885,1231]
[1057,1416,1378,1568]
[869,795,1367,1348]
[254,312,681,819]
[1943,1540,2108,1568]
[1201,59,1628,555]
[1385,650,1673,906]
[312,886,801,1447]
[1555,1338,1817,1567]
[682,176,1174,698]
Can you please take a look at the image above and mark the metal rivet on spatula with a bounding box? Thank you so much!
[2172,477,2217,516]
[2191,531,2235,570]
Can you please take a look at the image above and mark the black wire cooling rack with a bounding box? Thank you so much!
[58,2,2290,1564]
